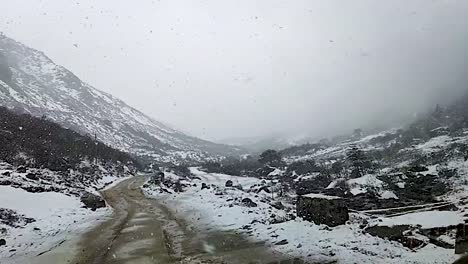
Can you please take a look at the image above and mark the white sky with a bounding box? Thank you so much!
[1,0,468,141]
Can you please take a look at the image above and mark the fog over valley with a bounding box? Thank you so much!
[2,0,468,141]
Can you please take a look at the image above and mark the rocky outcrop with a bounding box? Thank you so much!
[296,194,349,227]
[242,198,258,207]
[257,186,271,194]
[0,208,35,228]
[149,171,165,185]
[365,225,427,250]
[80,192,106,211]
[25,173,39,181]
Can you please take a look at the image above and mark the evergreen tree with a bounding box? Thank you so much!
[346,144,366,179]
[258,149,283,166]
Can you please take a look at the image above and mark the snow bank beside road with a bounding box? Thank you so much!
[143,168,459,263]
[0,186,110,264]
[0,186,83,219]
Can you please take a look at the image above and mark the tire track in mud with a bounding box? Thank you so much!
[71,175,302,264]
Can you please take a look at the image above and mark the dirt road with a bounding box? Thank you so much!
[68,175,291,264]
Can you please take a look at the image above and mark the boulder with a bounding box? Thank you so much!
[257,186,271,194]
[275,239,289,245]
[16,166,27,173]
[201,183,210,190]
[1,171,10,176]
[296,195,349,227]
[25,173,39,181]
[400,236,426,250]
[271,201,284,210]
[0,239,5,247]
[242,198,258,207]
[80,192,106,211]
[225,180,233,187]
[173,181,183,192]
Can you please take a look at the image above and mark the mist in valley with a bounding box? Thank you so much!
[2,0,468,143]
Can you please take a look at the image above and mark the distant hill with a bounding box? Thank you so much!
[219,134,318,153]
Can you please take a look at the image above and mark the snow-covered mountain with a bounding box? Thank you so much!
[0,33,240,163]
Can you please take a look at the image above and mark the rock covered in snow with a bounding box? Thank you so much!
[80,192,106,211]
[366,225,428,250]
[241,198,258,208]
[225,180,233,187]
[25,173,39,181]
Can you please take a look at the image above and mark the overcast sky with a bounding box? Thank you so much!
[1,0,468,141]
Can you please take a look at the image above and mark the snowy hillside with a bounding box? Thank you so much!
[186,97,468,262]
[0,33,240,163]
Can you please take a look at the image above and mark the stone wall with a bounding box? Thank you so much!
[296,195,349,227]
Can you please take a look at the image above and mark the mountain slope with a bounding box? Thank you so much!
[0,33,240,163]
[0,106,139,170]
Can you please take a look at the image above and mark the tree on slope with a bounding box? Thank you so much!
[346,144,368,179]
[259,149,283,167]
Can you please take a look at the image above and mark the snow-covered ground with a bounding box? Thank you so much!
[376,211,463,229]
[143,167,462,263]
[0,162,132,264]
[0,186,111,264]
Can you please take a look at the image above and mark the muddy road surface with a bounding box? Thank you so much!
[69,176,294,264]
